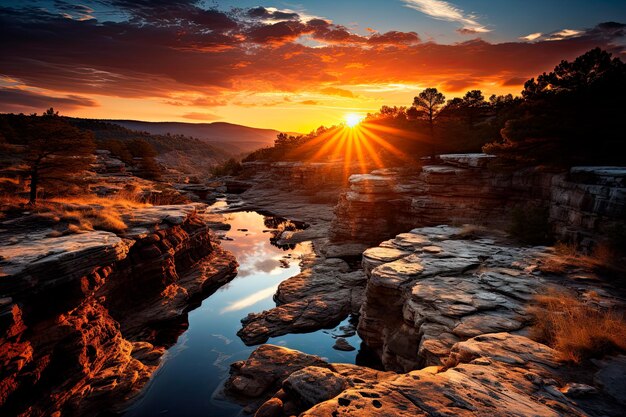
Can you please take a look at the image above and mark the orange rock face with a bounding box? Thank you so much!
[0,208,237,416]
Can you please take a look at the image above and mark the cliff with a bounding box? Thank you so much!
[0,204,237,416]
[329,154,626,253]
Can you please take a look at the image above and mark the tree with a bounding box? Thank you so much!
[484,48,626,165]
[22,110,95,204]
[413,88,445,136]
[460,90,487,127]
[126,139,161,179]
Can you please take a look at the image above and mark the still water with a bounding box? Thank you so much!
[124,204,363,417]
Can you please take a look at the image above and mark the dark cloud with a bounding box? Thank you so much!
[99,0,237,30]
[246,21,307,44]
[367,31,420,45]
[587,21,626,38]
[307,19,366,44]
[0,87,97,111]
[0,2,624,108]
[247,7,299,21]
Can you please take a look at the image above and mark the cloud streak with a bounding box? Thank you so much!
[402,0,489,33]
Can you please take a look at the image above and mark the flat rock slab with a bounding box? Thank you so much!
[241,333,589,417]
[237,259,367,345]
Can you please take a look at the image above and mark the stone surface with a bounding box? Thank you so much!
[238,258,366,345]
[330,159,626,251]
[224,345,328,400]
[283,366,349,408]
[333,338,356,351]
[0,205,237,416]
[594,355,626,405]
[234,333,607,417]
[355,225,622,372]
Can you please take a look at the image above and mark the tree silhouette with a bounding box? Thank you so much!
[413,88,445,136]
[485,48,626,165]
[22,110,95,204]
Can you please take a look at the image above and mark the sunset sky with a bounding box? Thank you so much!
[1,0,625,132]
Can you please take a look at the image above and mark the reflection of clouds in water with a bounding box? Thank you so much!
[220,286,277,314]
[211,349,233,373]
[254,258,281,273]
[211,334,232,345]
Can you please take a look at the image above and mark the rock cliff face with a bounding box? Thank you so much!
[0,205,237,416]
[330,154,626,251]
[356,225,624,373]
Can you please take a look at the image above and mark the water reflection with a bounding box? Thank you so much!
[220,286,276,314]
[124,206,364,417]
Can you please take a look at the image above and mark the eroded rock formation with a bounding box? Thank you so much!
[357,225,624,372]
[329,154,626,252]
[225,333,625,417]
[0,204,237,416]
[237,258,366,345]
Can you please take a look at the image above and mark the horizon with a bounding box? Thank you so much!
[1,1,625,131]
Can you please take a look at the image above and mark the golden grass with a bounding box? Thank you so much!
[529,287,626,362]
[1,193,152,233]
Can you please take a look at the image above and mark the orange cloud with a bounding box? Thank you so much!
[0,3,624,131]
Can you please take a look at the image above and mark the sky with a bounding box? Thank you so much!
[1,0,625,132]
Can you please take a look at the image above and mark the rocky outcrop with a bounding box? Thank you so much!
[0,204,237,416]
[330,154,626,251]
[356,225,547,371]
[237,258,366,345]
[356,225,624,373]
[225,332,625,417]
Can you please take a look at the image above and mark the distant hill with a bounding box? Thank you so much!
[105,120,281,153]
[67,118,233,177]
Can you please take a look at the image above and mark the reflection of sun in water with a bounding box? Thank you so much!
[345,113,362,127]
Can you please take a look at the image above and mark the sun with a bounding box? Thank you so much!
[344,113,363,128]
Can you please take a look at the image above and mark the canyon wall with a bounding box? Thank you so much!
[330,154,626,251]
[0,205,237,416]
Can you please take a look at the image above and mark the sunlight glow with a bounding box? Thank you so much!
[345,113,363,127]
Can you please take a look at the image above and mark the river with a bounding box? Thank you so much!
[124,203,364,416]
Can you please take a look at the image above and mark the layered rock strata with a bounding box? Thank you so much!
[357,225,624,373]
[0,204,237,416]
[330,154,626,251]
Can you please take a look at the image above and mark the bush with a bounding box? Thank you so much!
[210,158,243,177]
[529,288,626,362]
[508,205,552,245]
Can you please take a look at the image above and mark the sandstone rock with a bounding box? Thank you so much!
[238,259,366,345]
[255,397,283,417]
[242,333,589,417]
[225,345,328,400]
[333,338,356,351]
[283,366,349,408]
[357,226,552,371]
[330,157,626,251]
[0,206,238,416]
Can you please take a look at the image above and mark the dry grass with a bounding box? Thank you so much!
[539,241,625,276]
[41,194,151,233]
[452,224,492,240]
[1,193,152,234]
[529,287,626,362]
